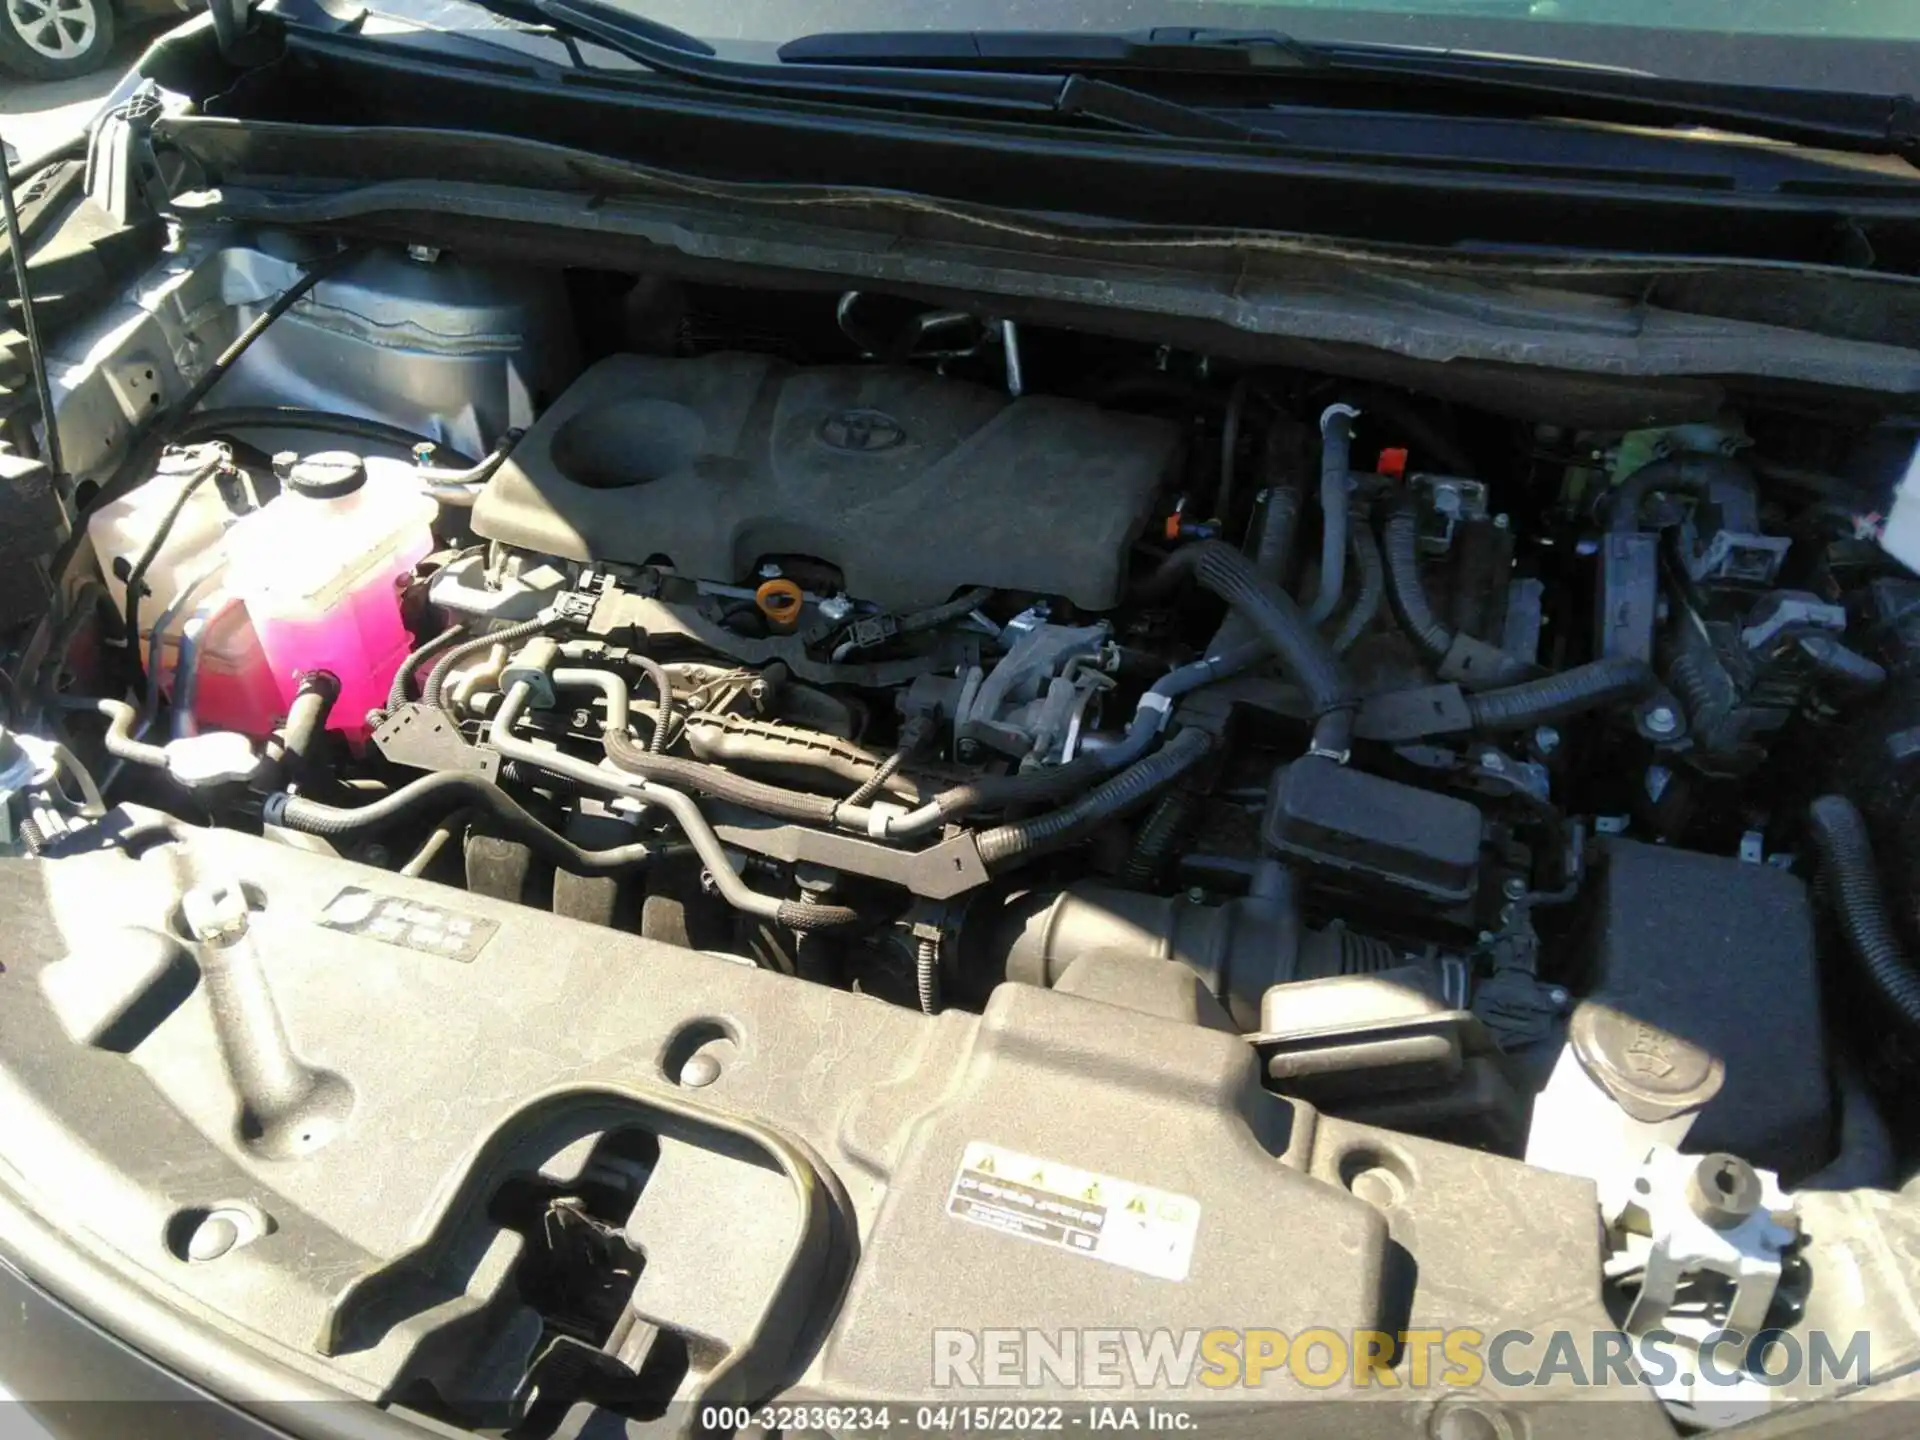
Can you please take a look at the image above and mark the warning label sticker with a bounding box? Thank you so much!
[945,1141,1200,1281]
[317,887,499,963]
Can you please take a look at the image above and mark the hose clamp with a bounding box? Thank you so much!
[1138,691,1174,733]
[867,801,906,838]
[261,793,290,824]
[1319,402,1362,438]
[1307,743,1352,766]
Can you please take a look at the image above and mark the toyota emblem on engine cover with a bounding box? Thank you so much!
[818,408,907,452]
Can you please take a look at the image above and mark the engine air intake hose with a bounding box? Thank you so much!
[1463,655,1656,732]
[1808,794,1920,1033]
[1143,541,1354,753]
[1381,502,1455,663]
[976,727,1213,870]
[264,771,656,876]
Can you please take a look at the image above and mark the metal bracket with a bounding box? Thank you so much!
[372,704,499,780]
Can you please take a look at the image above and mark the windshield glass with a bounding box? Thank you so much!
[575,1,1920,90]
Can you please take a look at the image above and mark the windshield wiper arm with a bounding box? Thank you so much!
[780,27,1920,164]
[510,0,1259,142]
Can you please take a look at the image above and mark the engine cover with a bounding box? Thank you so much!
[471,353,1180,609]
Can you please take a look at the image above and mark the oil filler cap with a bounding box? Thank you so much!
[1569,1000,1726,1124]
[282,451,367,500]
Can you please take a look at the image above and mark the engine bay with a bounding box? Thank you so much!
[11,230,1920,1432]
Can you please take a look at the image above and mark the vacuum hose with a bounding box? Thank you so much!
[1305,404,1360,624]
[1328,510,1385,656]
[1808,794,1920,1033]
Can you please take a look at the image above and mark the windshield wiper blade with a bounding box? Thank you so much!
[514,0,1259,142]
[779,28,1329,75]
[780,27,1920,164]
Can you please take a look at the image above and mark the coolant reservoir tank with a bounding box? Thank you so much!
[86,446,282,738]
[224,452,435,737]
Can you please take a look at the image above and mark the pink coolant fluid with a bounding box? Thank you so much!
[223,452,436,738]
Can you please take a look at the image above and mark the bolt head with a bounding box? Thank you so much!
[757,562,783,580]
[1502,876,1528,900]
[187,1213,240,1262]
[1533,725,1561,755]
[1686,1153,1763,1229]
[679,1052,722,1088]
[1645,705,1679,737]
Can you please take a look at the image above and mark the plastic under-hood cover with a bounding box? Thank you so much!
[470,353,1181,610]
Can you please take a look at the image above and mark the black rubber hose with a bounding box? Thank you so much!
[279,671,339,784]
[977,727,1213,869]
[1305,406,1357,625]
[382,624,469,717]
[162,248,363,434]
[604,725,843,826]
[1250,479,1304,585]
[1463,655,1656,732]
[1808,794,1920,1033]
[920,753,1113,826]
[421,617,553,713]
[1799,1057,1896,1192]
[778,898,864,930]
[1329,511,1386,656]
[54,695,167,769]
[1381,502,1455,663]
[900,586,995,636]
[265,771,656,876]
[1142,541,1354,751]
[1217,376,1252,528]
[916,937,941,1015]
[842,749,905,811]
[1606,456,1724,534]
[121,452,227,695]
[631,653,674,752]
[7,134,85,187]
[174,407,481,469]
[1124,789,1197,889]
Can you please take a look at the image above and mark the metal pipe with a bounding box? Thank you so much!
[551,667,631,734]
[486,681,787,923]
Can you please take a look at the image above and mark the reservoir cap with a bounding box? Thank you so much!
[283,451,367,500]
